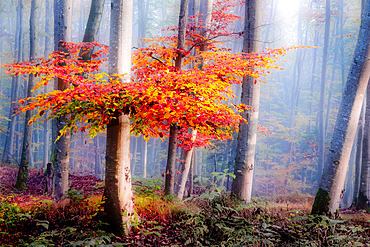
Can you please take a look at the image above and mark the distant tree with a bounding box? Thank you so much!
[2,0,23,165]
[14,0,39,190]
[311,0,370,215]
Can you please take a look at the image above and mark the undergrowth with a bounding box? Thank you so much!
[1,182,370,246]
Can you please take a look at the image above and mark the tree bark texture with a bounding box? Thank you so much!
[231,0,262,203]
[15,0,38,190]
[353,97,366,204]
[102,0,134,236]
[357,86,370,209]
[164,0,189,195]
[311,0,370,215]
[54,0,73,200]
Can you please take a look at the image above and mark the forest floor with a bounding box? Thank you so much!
[1,165,370,246]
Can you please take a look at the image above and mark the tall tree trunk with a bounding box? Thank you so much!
[353,98,366,205]
[14,0,39,190]
[54,0,73,199]
[94,135,102,177]
[164,0,189,195]
[231,0,262,203]
[43,0,52,167]
[357,86,370,209]
[102,0,134,236]
[311,0,370,215]
[2,0,23,165]
[80,0,105,59]
[318,0,331,182]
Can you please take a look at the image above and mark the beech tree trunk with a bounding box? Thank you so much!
[54,0,72,200]
[311,0,370,215]
[164,0,189,195]
[357,86,370,209]
[2,0,23,165]
[353,98,366,205]
[102,0,134,236]
[317,0,331,182]
[231,0,262,203]
[43,0,52,167]
[14,0,39,190]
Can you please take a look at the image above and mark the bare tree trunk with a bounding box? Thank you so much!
[353,98,366,205]
[311,0,370,215]
[43,0,52,167]
[2,0,23,165]
[317,0,331,182]
[102,0,134,236]
[231,0,262,203]
[15,0,39,190]
[143,138,147,178]
[357,85,370,209]
[164,0,189,195]
[54,0,73,200]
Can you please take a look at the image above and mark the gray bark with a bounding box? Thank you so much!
[318,0,331,182]
[15,0,39,191]
[2,0,23,165]
[54,0,72,200]
[231,0,262,203]
[311,0,370,215]
[164,0,189,195]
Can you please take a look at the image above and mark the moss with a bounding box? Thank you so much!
[311,188,330,215]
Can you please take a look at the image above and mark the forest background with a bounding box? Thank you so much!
[0,0,364,211]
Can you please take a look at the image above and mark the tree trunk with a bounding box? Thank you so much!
[164,0,189,195]
[177,129,197,200]
[311,0,370,215]
[54,0,73,200]
[357,86,370,209]
[2,0,23,165]
[317,0,331,182]
[143,138,147,178]
[353,98,366,205]
[14,0,39,190]
[231,0,262,203]
[102,0,134,236]
[94,135,102,177]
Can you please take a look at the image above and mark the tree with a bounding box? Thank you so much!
[231,0,263,203]
[318,0,331,182]
[177,0,213,200]
[14,0,39,190]
[102,0,134,236]
[2,0,23,165]
[164,0,189,196]
[357,86,370,209]
[54,0,73,200]
[311,0,370,215]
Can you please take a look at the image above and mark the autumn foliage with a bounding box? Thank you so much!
[2,0,300,149]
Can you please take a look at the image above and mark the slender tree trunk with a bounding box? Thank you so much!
[94,136,102,177]
[318,0,331,182]
[143,138,147,178]
[177,129,197,200]
[102,0,134,236]
[43,0,52,167]
[2,0,23,165]
[311,0,370,215]
[353,98,366,205]
[231,0,262,203]
[164,0,189,195]
[357,86,370,209]
[54,0,73,200]
[14,0,39,190]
